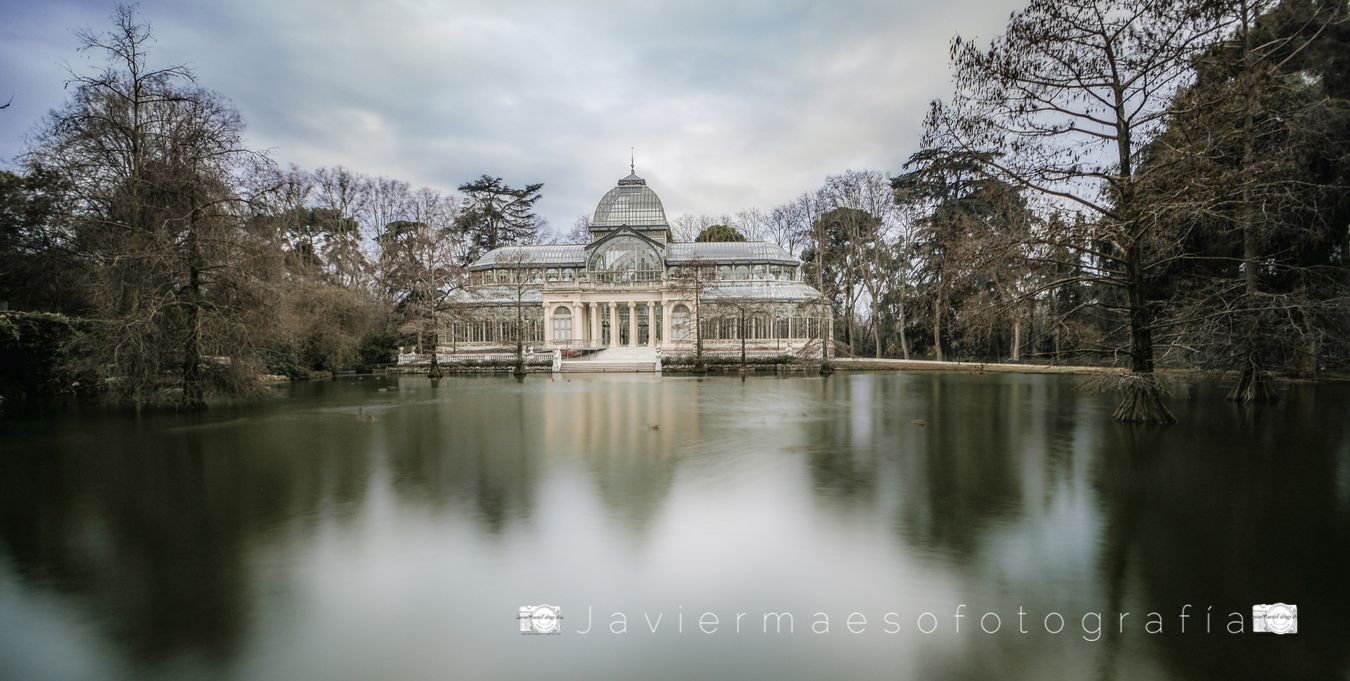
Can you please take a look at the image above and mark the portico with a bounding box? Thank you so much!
[542,297,673,348]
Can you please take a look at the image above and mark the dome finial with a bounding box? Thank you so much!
[630,146,635,175]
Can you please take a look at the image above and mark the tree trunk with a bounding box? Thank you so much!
[933,288,944,362]
[897,295,910,360]
[694,295,705,373]
[819,302,833,375]
[1111,373,1174,424]
[1227,353,1277,403]
[871,298,882,359]
[1227,2,1276,405]
[740,309,747,370]
[1239,0,1259,299]
[427,325,443,379]
[1011,315,1022,362]
[1116,253,1174,424]
[181,192,206,411]
[514,298,526,376]
[845,299,855,357]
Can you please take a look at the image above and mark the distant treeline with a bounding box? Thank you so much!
[2,1,1348,424]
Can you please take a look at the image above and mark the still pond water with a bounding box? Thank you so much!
[1,373,1348,680]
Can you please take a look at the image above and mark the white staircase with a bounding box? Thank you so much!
[560,346,659,373]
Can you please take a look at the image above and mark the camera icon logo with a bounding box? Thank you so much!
[519,604,563,635]
[1252,603,1297,634]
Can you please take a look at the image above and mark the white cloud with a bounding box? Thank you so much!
[0,0,1024,233]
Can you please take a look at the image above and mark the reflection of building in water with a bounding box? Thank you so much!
[537,376,702,534]
[424,169,830,360]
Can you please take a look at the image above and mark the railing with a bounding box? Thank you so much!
[538,275,665,290]
[476,271,805,289]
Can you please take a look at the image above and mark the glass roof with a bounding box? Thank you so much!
[704,282,826,303]
[468,244,585,269]
[667,241,799,265]
[469,241,802,269]
[591,173,669,227]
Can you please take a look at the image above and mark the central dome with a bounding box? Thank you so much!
[591,173,668,228]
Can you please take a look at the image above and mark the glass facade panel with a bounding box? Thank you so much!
[671,304,690,341]
[588,236,663,284]
[552,306,572,341]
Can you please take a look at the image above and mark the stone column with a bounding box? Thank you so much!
[647,303,656,347]
[627,302,637,347]
[542,304,553,347]
[590,303,599,344]
[608,302,618,347]
[662,301,673,347]
[571,303,581,345]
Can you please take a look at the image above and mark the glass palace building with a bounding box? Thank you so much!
[438,170,831,360]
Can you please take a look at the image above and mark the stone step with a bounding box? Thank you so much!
[559,361,657,373]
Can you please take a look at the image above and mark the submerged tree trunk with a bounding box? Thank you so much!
[1112,373,1174,424]
[1228,353,1277,403]
[1116,264,1174,425]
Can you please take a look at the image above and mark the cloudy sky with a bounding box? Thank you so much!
[0,0,1023,233]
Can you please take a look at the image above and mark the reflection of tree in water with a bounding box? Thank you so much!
[0,402,377,667]
[803,376,880,507]
[893,374,1032,559]
[380,379,539,534]
[1094,383,1350,680]
[888,377,1350,680]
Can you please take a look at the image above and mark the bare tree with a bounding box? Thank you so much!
[924,0,1226,423]
[312,166,371,289]
[1146,0,1349,402]
[734,207,768,242]
[704,293,783,371]
[765,200,809,256]
[667,257,714,371]
[565,214,591,243]
[32,5,278,408]
[376,187,463,378]
[492,249,540,376]
[670,213,716,243]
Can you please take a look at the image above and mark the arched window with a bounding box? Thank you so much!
[735,265,750,280]
[587,236,662,284]
[752,265,766,279]
[552,306,572,342]
[671,303,691,341]
[546,268,559,282]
